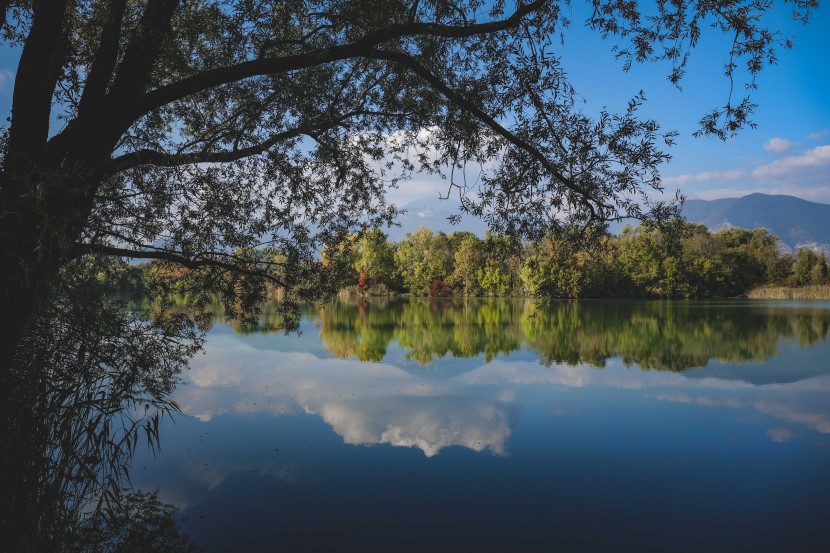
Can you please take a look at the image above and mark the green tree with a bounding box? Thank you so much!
[520,226,620,298]
[353,229,398,292]
[793,249,828,285]
[476,233,522,297]
[617,225,667,296]
[449,234,484,296]
[395,227,452,293]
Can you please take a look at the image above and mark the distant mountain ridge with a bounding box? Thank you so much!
[389,193,830,254]
[681,193,830,253]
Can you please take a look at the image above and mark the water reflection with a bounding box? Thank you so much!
[1,281,200,551]
[131,299,830,552]
[231,298,830,372]
[179,339,517,457]
[171,299,830,461]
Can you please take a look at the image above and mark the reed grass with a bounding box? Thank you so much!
[748,285,830,300]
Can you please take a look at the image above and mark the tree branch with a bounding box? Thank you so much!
[132,0,548,118]
[79,0,128,113]
[106,129,305,173]
[371,49,598,220]
[105,109,376,173]
[79,243,288,287]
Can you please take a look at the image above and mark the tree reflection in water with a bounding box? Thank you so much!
[304,299,830,371]
[2,260,200,552]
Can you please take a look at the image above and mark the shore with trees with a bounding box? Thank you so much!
[128,222,830,301]
[320,223,830,299]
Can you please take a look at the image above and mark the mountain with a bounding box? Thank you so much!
[681,193,830,253]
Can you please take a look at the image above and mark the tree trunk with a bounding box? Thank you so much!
[0,167,93,550]
[0,204,52,548]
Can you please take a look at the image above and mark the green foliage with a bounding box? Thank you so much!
[309,297,830,370]
[448,234,485,296]
[793,249,829,286]
[121,222,827,300]
[395,227,452,294]
[520,227,621,298]
[353,229,399,291]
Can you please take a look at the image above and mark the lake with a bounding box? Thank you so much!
[132,299,830,552]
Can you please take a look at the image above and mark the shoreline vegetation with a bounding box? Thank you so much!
[747,285,830,300]
[130,221,830,302]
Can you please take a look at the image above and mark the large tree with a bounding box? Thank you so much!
[0,0,819,547]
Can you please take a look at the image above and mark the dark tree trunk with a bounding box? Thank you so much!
[0,175,55,549]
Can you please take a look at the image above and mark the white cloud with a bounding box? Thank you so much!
[809,130,829,141]
[663,169,748,186]
[751,144,830,178]
[385,175,447,207]
[664,143,830,203]
[763,137,795,153]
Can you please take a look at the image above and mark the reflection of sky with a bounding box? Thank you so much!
[174,329,830,456]
[179,332,518,457]
[133,319,830,552]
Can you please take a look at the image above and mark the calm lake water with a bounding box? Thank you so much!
[133,299,830,552]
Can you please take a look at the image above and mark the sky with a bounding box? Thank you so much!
[387,2,830,207]
[557,2,830,205]
[1,2,828,208]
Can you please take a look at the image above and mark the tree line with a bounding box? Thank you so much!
[315,223,828,298]
[130,222,830,300]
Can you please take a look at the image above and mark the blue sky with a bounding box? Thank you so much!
[557,2,830,205]
[1,2,828,207]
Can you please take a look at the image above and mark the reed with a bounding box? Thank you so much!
[748,285,830,300]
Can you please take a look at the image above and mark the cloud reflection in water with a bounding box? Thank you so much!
[177,329,830,460]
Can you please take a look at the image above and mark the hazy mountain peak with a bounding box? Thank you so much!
[682,193,830,253]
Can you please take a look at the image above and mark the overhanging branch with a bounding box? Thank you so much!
[79,243,289,287]
[132,1,548,118]
[105,109,397,173]
[371,49,600,221]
